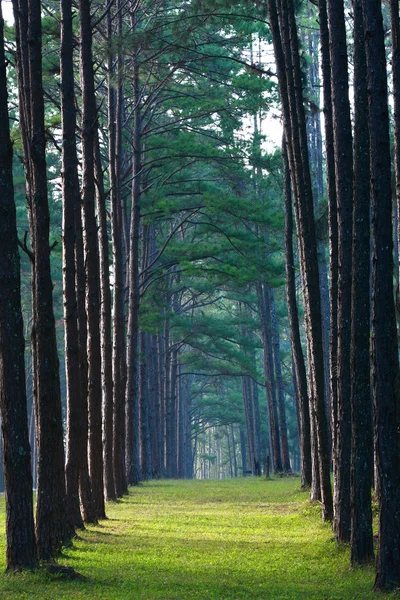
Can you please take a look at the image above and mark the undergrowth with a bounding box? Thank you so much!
[0,477,397,599]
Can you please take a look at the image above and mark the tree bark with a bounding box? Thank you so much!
[109,4,127,497]
[257,283,282,473]
[350,0,374,565]
[270,289,291,472]
[125,32,142,485]
[94,131,116,501]
[362,0,400,589]
[327,0,353,544]
[61,0,84,530]
[0,6,37,568]
[268,0,333,520]
[13,0,74,558]
[79,0,105,520]
[283,138,311,488]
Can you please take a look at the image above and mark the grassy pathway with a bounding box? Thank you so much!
[0,477,397,599]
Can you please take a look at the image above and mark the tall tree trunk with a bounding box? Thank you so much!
[109,4,127,497]
[268,0,333,520]
[94,132,116,501]
[139,331,152,480]
[270,289,291,472]
[79,0,106,520]
[125,36,142,485]
[283,138,312,488]
[317,0,338,489]
[0,6,37,567]
[61,0,84,530]
[13,0,74,558]
[242,375,255,474]
[391,0,400,291]
[306,24,331,438]
[350,0,373,565]
[362,0,400,589]
[75,201,96,523]
[150,333,161,478]
[327,0,353,544]
[257,284,282,473]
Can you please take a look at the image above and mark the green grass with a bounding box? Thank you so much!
[0,477,398,599]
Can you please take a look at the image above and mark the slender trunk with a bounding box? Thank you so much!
[109,5,127,497]
[268,0,333,520]
[125,39,142,485]
[139,331,152,480]
[327,0,353,544]
[231,425,238,477]
[317,0,338,483]
[75,203,96,523]
[283,139,311,487]
[391,0,400,291]
[362,0,400,589]
[61,0,84,530]
[240,428,247,475]
[94,132,115,501]
[242,375,255,474]
[170,348,179,477]
[13,0,74,558]
[257,284,282,472]
[79,0,105,520]
[0,7,37,567]
[158,331,166,476]
[350,0,373,565]
[270,289,291,472]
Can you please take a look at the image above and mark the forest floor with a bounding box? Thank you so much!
[0,477,398,599]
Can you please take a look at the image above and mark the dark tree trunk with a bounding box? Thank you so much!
[391,0,400,290]
[139,331,152,480]
[231,425,238,478]
[0,7,37,568]
[242,375,255,474]
[270,289,291,472]
[79,0,105,520]
[283,138,312,488]
[317,0,338,487]
[362,0,400,589]
[125,39,142,485]
[75,202,96,524]
[257,284,282,473]
[169,347,179,477]
[61,0,84,531]
[251,375,261,476]
[268,0,333,520]
[109,6,127,497]
[240,428,247,475]
[327,0,353,544]
[94,132,116,501]
[164,317,172,477]
[350,0,374,565]
[150,334,161,478]
[13,0,74,559]
[305,25,331,438]
[158,331,166,476]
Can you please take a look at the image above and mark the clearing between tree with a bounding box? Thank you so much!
[0,477,395,599]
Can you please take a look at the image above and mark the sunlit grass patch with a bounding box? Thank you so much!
[0,477,397,599]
